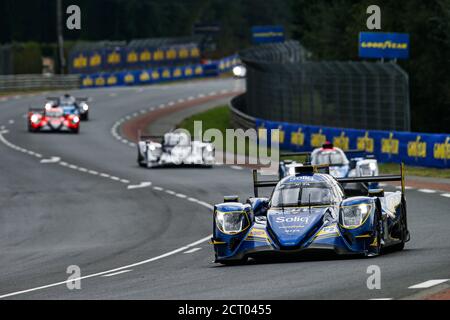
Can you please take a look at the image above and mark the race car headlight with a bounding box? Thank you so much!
[232,65,246,77]
[81,103,89,111]
[148,144,156,151]
[341,204,371,228]
[215,210,249,235]
[72,116,80,124]
[30,114,40,123]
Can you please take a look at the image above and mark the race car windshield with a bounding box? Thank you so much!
[271,183,334,208]
[313,151,345,166]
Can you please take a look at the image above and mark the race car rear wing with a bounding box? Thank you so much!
[137,130,164,142]
[46,97,89,103]
[338,163,405,194]
[252,163,405,197]
[28,108,45,114]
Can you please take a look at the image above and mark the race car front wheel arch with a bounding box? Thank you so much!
[390,201,407,251]
[217,256,248,266]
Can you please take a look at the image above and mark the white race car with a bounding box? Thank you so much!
[279,142,379,193]
[137,131,215,168]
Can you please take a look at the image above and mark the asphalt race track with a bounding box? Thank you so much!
[0,78,449,300]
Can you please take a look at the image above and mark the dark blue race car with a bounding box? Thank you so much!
[211,165,410,265]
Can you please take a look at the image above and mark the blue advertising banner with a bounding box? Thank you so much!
[80,55,239,90]
[256,119,450,168]
[251,26,285,44]
[359,32,410,59]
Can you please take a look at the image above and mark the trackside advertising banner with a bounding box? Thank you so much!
[69,44,201,74]
[256,119,450,168]
[80,55,240,89]
[359,32,410,59]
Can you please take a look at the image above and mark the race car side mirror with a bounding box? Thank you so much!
[247,197,269,216]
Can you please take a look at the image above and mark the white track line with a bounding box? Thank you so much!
[417,189,437,194]
[183,247,202,254]
[369,298,393,300]
[441,193,450,198]
[101,270,132,277]
[408,279,449,289]
[127,182,152,190]
[0,235,212,299]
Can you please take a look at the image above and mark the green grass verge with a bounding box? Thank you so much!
[177,105,450,179]
[177,105,265,157]
[379,163,450,179]
[177,105,231,135]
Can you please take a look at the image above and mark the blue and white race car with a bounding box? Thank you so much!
[279,142,379,193]
[45,94,90,121]
[211,165,409,265]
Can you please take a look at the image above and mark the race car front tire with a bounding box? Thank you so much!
[217,256,248,266]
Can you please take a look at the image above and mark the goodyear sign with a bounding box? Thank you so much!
[252,26,285,44]
[256,119,450,168]
[359,32,410,59]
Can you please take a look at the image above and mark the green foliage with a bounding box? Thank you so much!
[12,42,42,74]
[291,0,450,133]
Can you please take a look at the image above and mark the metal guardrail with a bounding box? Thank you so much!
[0,74,81,92]
[229,94,256,130]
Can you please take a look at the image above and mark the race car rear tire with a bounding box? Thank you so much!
[72,128,80,134]
[80,112,89,121]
